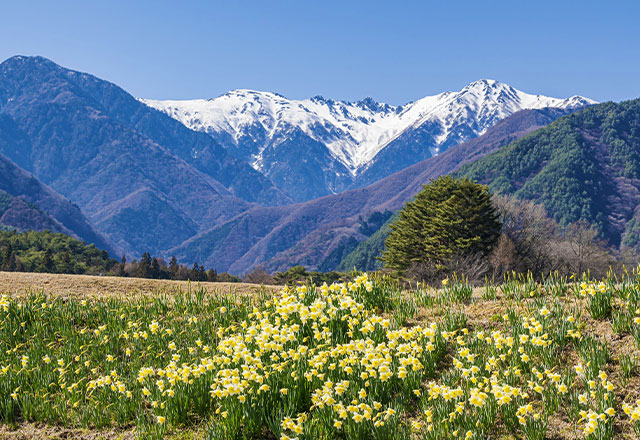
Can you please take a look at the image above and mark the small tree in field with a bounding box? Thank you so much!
[382,176,501,276]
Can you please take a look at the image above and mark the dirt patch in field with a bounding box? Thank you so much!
[0,423,136,440]
[0,271,281,299]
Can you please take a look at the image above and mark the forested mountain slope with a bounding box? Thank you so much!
[457,99,640,248]
[0,152,116,255]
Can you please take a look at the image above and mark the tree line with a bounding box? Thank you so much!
[0,230,113,274]
[0,229,348,285]
[4,176,633,286]
[0,230,240,282]
[116,252,240,282]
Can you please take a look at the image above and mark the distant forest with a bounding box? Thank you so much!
[0,229,239,282]
[0,229,345,285]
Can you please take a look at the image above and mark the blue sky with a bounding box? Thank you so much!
[1,0,638,104]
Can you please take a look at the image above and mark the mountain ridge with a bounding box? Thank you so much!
[0,151,117,255]
[142,80,595,200]
[456,98,640,249]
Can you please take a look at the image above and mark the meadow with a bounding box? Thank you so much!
[2,271,640,439]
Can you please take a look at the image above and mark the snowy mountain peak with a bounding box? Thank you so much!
[141,81,596,174]
[462,78,507,90]
[461,79,518,100]
[354,96,396,114]
[310,95,328,104]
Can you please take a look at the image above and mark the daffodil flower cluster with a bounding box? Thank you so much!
[198,276,447,439]
[417,303,585,440]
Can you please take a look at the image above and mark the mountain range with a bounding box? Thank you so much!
[0,55,290,257]
[0,55,608,274]
[143,81,594,200]
[334,99,640,272]
[169,107,578,273]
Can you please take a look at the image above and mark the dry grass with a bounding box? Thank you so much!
[0,423,136,440]
[0,271,280,299]
[0,423,208,440]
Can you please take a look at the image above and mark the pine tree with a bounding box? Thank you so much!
[137,252,152,278]
[14,255,23,272]
[190,262,200,281]
[382,176,501,274]
[8,251,17,271]
[151,257,161,279]
[169,256,179,279]
[42,247,54,272]
[61,250,72,273]
[119,256,126,277]
[2,244,13,271]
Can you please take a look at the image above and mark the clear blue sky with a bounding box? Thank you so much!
[1,0,638,104]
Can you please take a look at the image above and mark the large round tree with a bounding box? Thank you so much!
[381,176,501,274]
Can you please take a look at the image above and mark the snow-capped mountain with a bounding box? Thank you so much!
[141,80,595,200]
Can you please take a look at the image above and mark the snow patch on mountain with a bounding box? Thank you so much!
[141,80,596,173]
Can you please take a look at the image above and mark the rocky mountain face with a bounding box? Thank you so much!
[0,56,291,256]
[0,152,117,255]
[143,81,595,201]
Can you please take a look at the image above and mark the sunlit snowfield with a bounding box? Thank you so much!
[3,272,640,439]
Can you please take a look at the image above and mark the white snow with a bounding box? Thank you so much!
[140,80,596,173]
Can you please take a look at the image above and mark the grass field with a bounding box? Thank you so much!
[0,272,280,298]
[2,271,640,440]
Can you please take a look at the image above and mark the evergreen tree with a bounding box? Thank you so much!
[169,256,179,279]
[100,250,111,272]
[8,252,17,271]
[206,269,217,282]
[61,250,73,273]
[274,266,310,284]
[42,247,54,272]
[151,257,161,279]
[137,252,152,278]
[119,256,126,277]
[14,255,23,272]
[190,262,200,281]
[382,176,501,274]
[2,244,13,271]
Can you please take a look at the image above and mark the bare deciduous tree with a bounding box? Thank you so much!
[243,266,275,285]
[563,221,614,277]
[492,195,561,276]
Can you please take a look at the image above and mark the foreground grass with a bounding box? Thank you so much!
[2,272,640,439]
